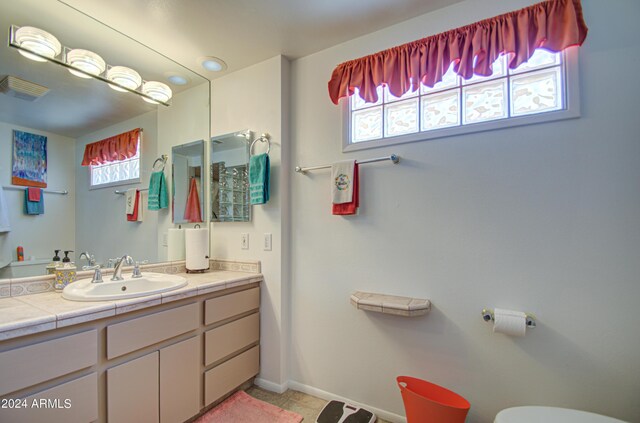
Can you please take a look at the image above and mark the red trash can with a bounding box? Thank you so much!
[397,376,470,423]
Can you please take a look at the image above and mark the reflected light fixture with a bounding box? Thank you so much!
[166,73,189,85]
[142,81,172,104]
[107,66,142,92]
[14,26,61,62]
[66,49,106,78]
[8,24,172,106]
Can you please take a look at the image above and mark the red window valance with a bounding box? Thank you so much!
[81,128,141,166]
[328,0,588,105]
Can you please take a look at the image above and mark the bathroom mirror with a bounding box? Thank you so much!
[0,0,210,280]
[172,140,205,224]
[210,130,251,222]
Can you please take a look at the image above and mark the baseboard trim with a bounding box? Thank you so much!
[254,377,289,394]
[287,381,407,423]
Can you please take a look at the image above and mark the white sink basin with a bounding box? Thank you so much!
[62,272,188,301]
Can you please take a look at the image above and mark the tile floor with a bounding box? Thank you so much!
[245,385,392,423]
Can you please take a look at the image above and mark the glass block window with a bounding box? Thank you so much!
[90,141,141,187]
[348,49,570,147]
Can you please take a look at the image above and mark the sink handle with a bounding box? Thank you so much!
[132,260,149,279]
[83,265,103,284]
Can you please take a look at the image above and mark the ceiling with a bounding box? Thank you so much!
[61,0,464,78]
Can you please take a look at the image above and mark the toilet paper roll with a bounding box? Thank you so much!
[493,308,527,337]
[167,228,185,261]
[185,228,209,271]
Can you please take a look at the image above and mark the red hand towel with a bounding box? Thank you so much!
[332,163,359,215]
[184,178,202,223]
[127,190,140,222]
[27,187,41,202]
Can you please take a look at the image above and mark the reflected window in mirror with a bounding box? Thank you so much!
[211,130,251,222]
[90,141,141,188]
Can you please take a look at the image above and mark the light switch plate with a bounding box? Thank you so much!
[264,233,272,251]
[241,233,249,250]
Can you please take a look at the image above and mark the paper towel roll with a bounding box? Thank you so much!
[493,308,527,337]
[185,228,209,271]
[167,228,185,261]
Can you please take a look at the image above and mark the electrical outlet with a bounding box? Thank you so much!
[241,233,249,250]
[162,233,168,246]
[264,233,272,251]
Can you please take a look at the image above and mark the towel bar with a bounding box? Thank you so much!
[4,186,68,195]
[295,154,399,174]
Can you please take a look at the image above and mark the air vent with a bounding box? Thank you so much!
[0,76,49,101]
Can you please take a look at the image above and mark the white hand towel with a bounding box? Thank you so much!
[331,160,356,204]
[0,186,11,233]
[125,188,137,214]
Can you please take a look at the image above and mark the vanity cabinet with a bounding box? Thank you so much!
[0,282,261,423]
[107,336,200,423]
[107,352,159,423]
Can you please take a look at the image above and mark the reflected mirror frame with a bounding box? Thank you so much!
[171,139,205,224]
[210,130,251,223]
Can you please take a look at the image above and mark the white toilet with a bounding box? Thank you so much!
[495,406,627,423]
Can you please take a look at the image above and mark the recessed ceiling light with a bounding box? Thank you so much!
[198,56,227,72]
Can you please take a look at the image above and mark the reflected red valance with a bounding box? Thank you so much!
[81,128,141,166]
[328,0,588,105]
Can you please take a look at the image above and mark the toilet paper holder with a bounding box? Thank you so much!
[482,308,536,328]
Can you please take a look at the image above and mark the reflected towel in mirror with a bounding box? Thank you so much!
[0,186,10,232]
[148,171,168,210]
[184,178,202,223]
[24,188,44,215]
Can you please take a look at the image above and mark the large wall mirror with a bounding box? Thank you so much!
[0,0,210,279]
[210,130,251,222]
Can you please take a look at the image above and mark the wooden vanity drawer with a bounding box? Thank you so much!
[107,303,198,359]
[0,372,98,423]
[204,345,259,406]
[0,330,97,396]
[204,287,259,326]
[205,312,259,365]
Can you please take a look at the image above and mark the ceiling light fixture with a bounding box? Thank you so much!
[66,49,106,79]
[8,25,172,106]
[199,56,227,72]
[107,66,142,92]
[14,26,61,62]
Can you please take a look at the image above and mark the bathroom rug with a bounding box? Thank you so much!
[195,390,303,423]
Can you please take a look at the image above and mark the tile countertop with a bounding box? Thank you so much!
[0,270,263,342]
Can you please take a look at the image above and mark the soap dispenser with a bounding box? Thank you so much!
[46,250,62,275]
[54,250,76,291]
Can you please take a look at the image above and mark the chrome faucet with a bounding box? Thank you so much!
[79,251,96,267]
[111,255,134,281]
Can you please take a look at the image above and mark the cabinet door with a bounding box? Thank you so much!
[107,352,159,423]
[160,336,200,423]
[0,373,97,423]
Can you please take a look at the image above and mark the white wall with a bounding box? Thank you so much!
[75,111,158,265]
[0,122,75,275]
[289,0,640,422]
[157,83,211,261]
[210,55,291,389]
